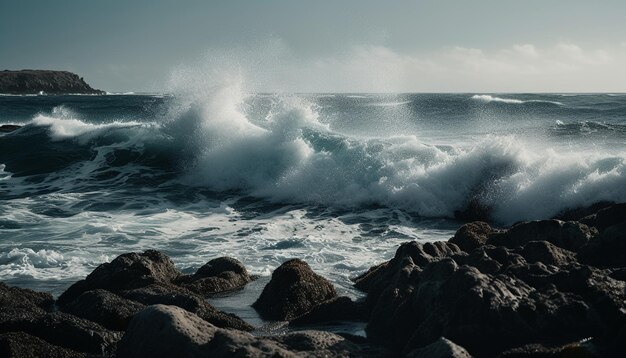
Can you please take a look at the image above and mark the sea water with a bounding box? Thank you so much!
[1,88,625,307]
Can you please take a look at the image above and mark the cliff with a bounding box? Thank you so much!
[0,70,104,94]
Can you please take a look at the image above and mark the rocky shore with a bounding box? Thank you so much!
[0,70,104,95]
[1,203,625,357]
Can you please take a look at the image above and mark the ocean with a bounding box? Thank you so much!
[1,89,625,306]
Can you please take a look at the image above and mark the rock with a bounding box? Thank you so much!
[0,332,85,358]
[0,124,21,133]
[290,296,366,326]
[580,203,626,232]
[118,305,374,358]
[449,221,499,252]
[498,342,598,357]
[57,250,182,306]
[405,337,473,358]
[61,289,145,331]
[117,305,215,358]
[120,283,253,331]
[578,222,626,268]
[487,220,593,251]
[1,311,120,355]
[175,257,253,296]
[253,259,337,321]
[0,283,54,311]
[519,241,576,266]
[0,70,104,94]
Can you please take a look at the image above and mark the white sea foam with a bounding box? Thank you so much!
[472,94,563,105]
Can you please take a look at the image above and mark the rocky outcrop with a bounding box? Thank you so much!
[353,203,626,357]
[61,289,145,331]
[405,337,473,358]
[253,259,337,321]
[0,70,104,94]
[175,257,254,296]
[117,304,379,358]
[0,332,85,358]
[290,296,366,326]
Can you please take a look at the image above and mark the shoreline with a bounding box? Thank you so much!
[1,203,625,357]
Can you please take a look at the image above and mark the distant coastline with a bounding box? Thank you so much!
[0,70,104,95]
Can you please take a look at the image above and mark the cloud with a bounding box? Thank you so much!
[169,40,626,93]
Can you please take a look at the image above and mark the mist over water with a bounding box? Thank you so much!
[1,76,625,296]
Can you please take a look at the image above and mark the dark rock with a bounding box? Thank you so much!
[118,304,375,358]
[0,70,104,94]
[405,337,473,358]
[519,241,576,266]
[553,201,614,222]
[454,198,492,222]
[290,296,367,326]
[2,311,120,355]
[487,220,594,251]
[57,250,182,306]
[578,222,626,268]
[175,257,253,296]
[498,342,598,357]
[120,283,253,331]
[253,259,337,321]
[0,282,54,311]
[580,203,626,232]
[0,124,21,133]
[449,221,501,252]
[0,332,85,358]
[61,289,145,331]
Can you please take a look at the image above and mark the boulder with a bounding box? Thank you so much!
[578,222,626,268]
[0,332,85,358]
[118,305,374,358]
[580,203,626,232]
[57,250,181,306]
[253,259,337,321]
[61,289,145,331]
[405,337,473,358]
[519,241,576,266]
[487,220,593,251]
[175,257,253,296]
[449,221,499,252]
[120,283,253,331]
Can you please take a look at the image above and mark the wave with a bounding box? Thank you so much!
[2,87,625,225]
[472,94,563,106]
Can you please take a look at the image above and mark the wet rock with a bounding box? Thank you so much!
[580,203,626,232]
[0,283,54,312]
[117,304,215,358]
[578,222,626,268]
[290,296,367,326]
[57,250,181,306]
[175,257,253,296]
[405,337,472,358]
[61,289,145,331]
[487,220,593,251]
[0,331,85,358]
[120,283,253,331]
[118,304,373,358]
[449,221,500,252]
[498,342,598,357]
[253,259,337,321]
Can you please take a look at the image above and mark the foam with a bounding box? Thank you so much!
[472,94,563,106]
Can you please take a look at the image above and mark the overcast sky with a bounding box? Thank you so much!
[2,0,626,92]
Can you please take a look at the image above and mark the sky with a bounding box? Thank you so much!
[1,0,626,92]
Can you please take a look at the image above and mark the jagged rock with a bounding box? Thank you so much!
[57,250,182,306]
[0,332,85,358]
[120,283,252,331]
[61,289,145,331]
[498,342,598,357]
[580,203,626,232]
[449,221,500,252]
[0,283,54,312]
[405,337,472,358]
[0,70,104,94]
[578,222,626,268]
[290,296,366,326]
[253,259,337,321]
[175,257,253,296]
[487,220,593,251]
[519,241,576,266]
[118,305,375,358]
